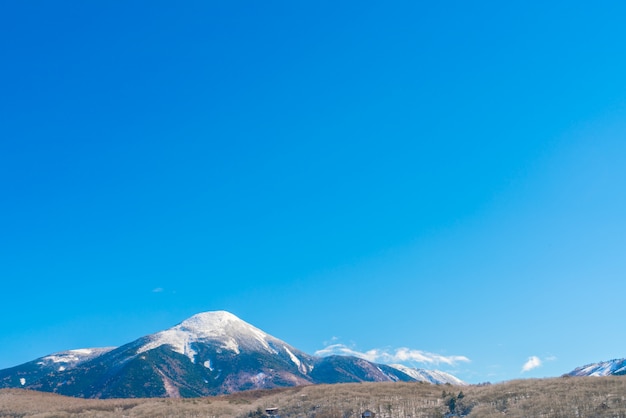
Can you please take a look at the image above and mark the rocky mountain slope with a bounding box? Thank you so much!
[0,311,464,398]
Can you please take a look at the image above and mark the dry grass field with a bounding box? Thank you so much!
[2,376,625,418]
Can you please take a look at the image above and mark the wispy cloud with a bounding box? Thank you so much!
[521,356,542,372]
[314,343,470,366]
[152,287,164,293]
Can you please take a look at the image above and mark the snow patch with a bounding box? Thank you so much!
[284,346,300,367]
[43,354,79,363]
[284,345,308,374]
[41,347,114,365]
[222,337,240,354]
[204,360,214,371]
[251,372,267,386]
[137,328,200,359]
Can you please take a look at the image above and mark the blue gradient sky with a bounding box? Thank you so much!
[2,1,626,383]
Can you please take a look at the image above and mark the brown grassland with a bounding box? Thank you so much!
[1,376,626,418]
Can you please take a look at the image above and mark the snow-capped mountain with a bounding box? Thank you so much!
[136,311,313,375]
[566,359,626,377]
[389,363,467,386]
[0,311,464,398]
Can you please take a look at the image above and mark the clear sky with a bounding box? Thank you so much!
[2,1,626,384]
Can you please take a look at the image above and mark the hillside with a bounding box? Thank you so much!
[2,375,626,417]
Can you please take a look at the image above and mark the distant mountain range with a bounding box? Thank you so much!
[0,311,464,398]
[566,358,626,377]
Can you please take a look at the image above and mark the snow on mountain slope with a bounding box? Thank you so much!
[389,364,467,385]
[284,345,310,374]
[567,359,626,377]
[36,348,115,371]
[137,311,310,369]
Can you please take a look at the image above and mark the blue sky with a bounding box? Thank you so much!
[2,1,626,383]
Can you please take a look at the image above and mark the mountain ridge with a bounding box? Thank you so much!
[566,358,626,377]
[0,311,465,398]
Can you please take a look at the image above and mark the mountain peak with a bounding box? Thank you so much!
[179,310,246,332]
[138,311,277,359]
[178,310,273,349]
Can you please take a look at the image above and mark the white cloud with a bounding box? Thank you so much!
[314,343,470,366]
[152,287,164,293]
[521,356,542,372]
[322,336,340,346]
